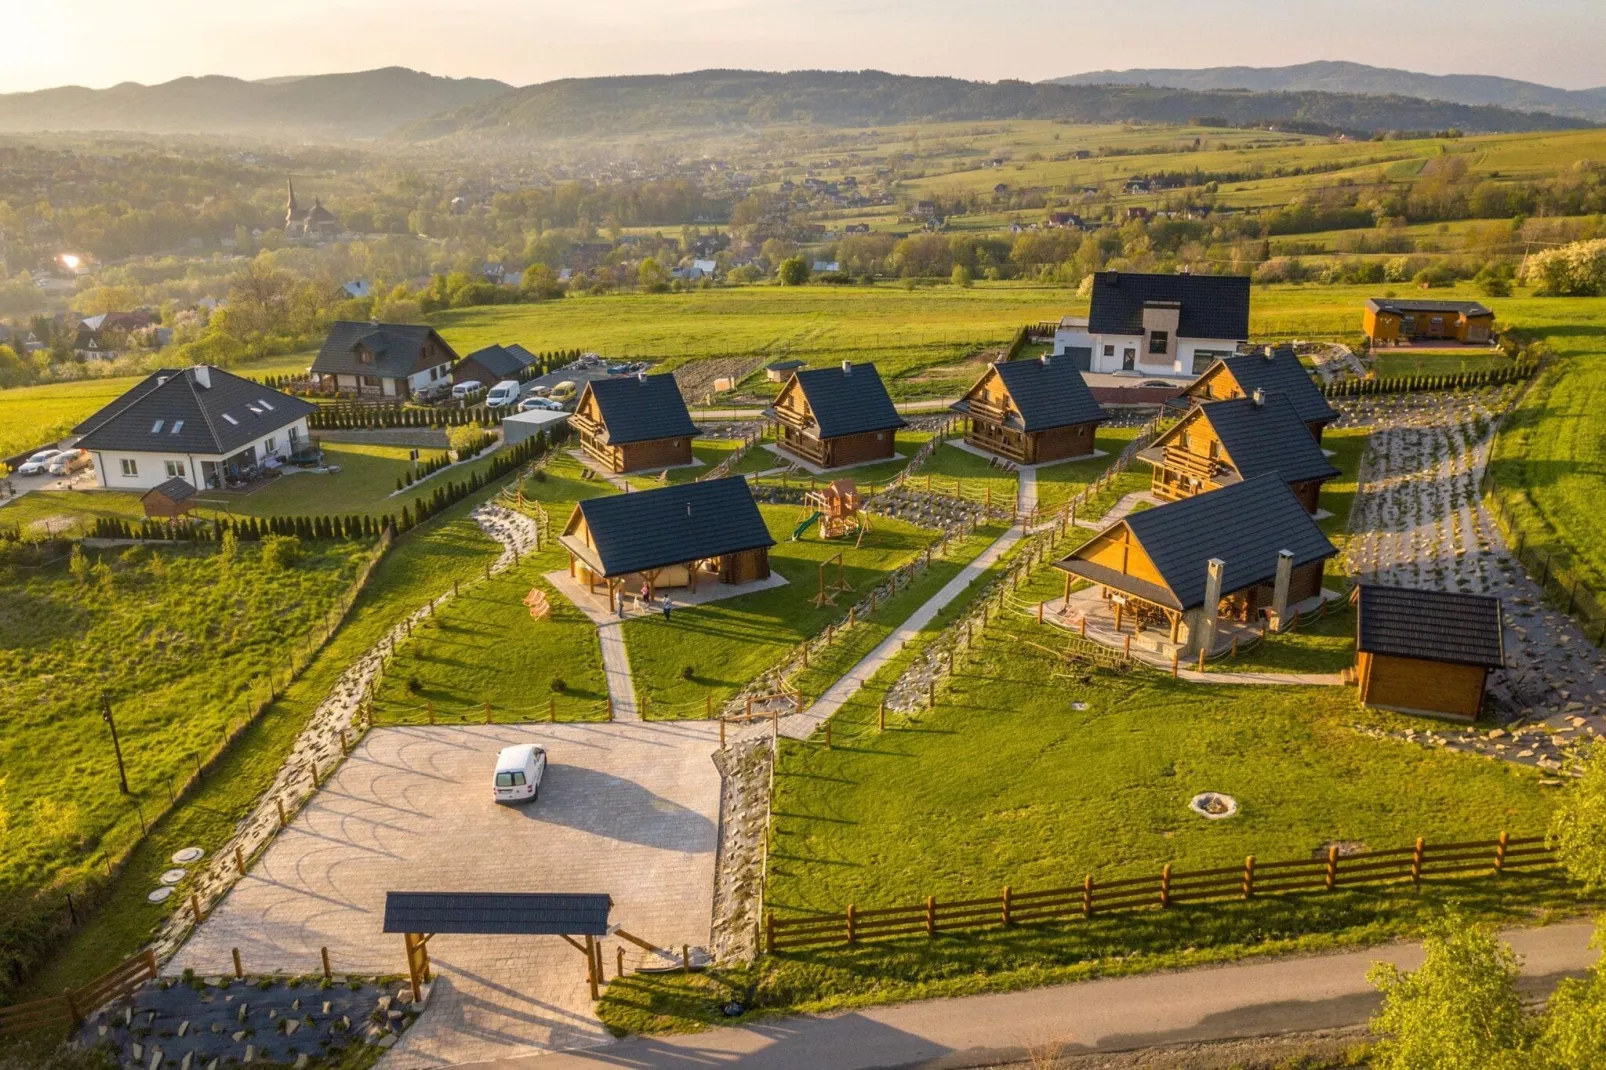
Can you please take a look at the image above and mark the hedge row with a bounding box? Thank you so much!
[308,403,502,430]
[1321,361,1538,397]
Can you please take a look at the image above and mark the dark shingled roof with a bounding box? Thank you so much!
[1356,585,1504,667]
[73,366,316,457]
[382,892,611,936]
[458,344,535,381]
[766,359,805,371]
[1206,347,1339,428]
[1055,475,1336,611]
[1153,395,1339,485]
[312,321,456,379]
[1365,298,1494,317]
[951,356,1108,432]
[582,374,698,446]
[142,477,197,504]
[785,363,906,438]
[1087,271,1251,340]
[561,477,775,578]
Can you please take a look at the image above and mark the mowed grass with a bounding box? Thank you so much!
[24,497,508,996]
[1034,425,1142,513]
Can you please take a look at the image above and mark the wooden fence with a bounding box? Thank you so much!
[0,949,156,1037]
[766,832,1555,951]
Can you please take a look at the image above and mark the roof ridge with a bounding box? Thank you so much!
[72,369,174,437]
[183,369,227,453]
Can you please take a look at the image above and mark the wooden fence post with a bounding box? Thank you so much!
[483,701,492,724]
[825,721,832,749]
[617,946,626,978]
[846,904,857,945]
[235,846,246,875]
[1082,874,1094,918]
[1242,855,1256,899]
[427,701,435,725]
[926,895,936,936]
[1411,837,1425,887]
[1326,845,1339,890]
[1198,648,1207,672]
[321,946,332,980]
[878,700,886,731]
[549,696,556,722]
[1160,863,1172,908]
[1495,830,1509,873]
[276,798,288,827]
[1001,885,1012,926]
[232,947,243,979]
[191,893,204,922]
[1171,650,1179,677]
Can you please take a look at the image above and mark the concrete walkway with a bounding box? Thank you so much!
[462,921,1598,1070]
[545,570,640,721]
[1073,489,1160,529]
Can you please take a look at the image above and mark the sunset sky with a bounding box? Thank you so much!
[4,0,1603,94]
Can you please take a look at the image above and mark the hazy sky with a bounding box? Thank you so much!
[5,0,1603,93]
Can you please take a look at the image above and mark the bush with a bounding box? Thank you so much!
[679,665,696,681]
[778,257,811,286]
[406,675,422,695]
[259,534,301,570]
[549,676,567,694]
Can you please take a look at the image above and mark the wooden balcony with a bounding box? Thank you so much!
[1159,444,1226,482]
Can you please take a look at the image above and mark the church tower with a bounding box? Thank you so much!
[285,179,304,235]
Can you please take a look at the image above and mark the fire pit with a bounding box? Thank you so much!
[1188,792,1239,820]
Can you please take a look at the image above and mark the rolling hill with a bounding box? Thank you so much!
[1047,62,1606,122]
[0,67,511,138]
[401,69,1594,145]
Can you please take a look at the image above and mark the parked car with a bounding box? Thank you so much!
[415,382,452,403]
[528,384,553,398]
[517,396,565,413]
[16,449,61,475]
[451,380,483,400]
[485,380,523,408]
[549,380,579,404]
[46,449,91,476]
[492,744,547,803]
[607,363,632,375]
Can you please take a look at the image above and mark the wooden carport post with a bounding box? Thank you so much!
[584,933,599,1000]
[403,932,433,1004]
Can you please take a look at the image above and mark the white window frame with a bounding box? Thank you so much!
[165,460,186,479]
[120,458,138,477]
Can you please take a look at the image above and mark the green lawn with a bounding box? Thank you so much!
[749,430,933,493]
[1034,426,1143,514]
[1369,351,1513,378]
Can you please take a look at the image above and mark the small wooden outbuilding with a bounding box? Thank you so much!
[1363,299,1495,347]
[951,355,1108,465]
[1355,585,1504,722]
[140,477,198,519]
[559,477,776,604]
[571,373,698,474]
[766,361,906,469]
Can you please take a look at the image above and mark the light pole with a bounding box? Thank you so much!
[102,691,129,794]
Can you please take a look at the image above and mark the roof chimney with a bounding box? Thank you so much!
[191,365,211,390]
[1103,270,1119,286]
[1251,388,1265,407]
[637,370,647,383]
[841,360,852,375]
[1039,353,1050,365]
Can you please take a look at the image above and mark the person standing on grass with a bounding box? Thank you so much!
[662,594,673,621]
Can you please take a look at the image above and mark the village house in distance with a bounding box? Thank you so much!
[571,373,699,474]
[952,354,1108,465]
[284,179,340,239]
[1179,345,1340,443]
[766,360,906,469]
[1052,270,1251,378]
[72,365,315,492]
[311,321,459,398]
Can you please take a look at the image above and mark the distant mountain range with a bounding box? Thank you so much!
[1048,61,1606,122]
[0,65,1593,144]
[0,67,511,138]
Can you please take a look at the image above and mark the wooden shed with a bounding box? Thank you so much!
[765,361,906,469]
[1364,299,1495,347]
[1180,345,1339,443]
[571,373,698,474]
[140,477,198,519]
[558,477,776,606]
[1138,392,1339,514]
[950,355,1108,465]
[1355,585,1504,722]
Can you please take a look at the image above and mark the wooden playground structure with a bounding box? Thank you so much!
[795,478,871,546]
[810,551,854,608]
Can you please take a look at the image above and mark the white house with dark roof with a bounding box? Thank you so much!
[1052,271,1252,379]
[73,366,317,492]
[311,321,460,398]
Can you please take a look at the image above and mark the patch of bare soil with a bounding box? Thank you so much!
[675,356,770,403]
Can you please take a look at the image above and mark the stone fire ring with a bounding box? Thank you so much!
[1188,792,1239,820]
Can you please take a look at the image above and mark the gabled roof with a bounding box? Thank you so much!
[581,374,698,446]
[783,363,906,438]
[1356,585,1504,668]
[1087,271,1251,340]
[458,344,534,380]
[1055,475,1336,611]
[952,356,1107,433]
[141,477,197,504]
[1365,297,1494,317]
[312,321,455,379]
[1152,395,1338,486]
[1195,347,1338,428]
[560,477,775,578]
[73,366,315,457]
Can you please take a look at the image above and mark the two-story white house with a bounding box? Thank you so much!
[1052,271,1251,380]
[73,365,317,492]
[310,321,459,398]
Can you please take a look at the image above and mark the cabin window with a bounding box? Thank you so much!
[165,461,186,478]
[876,432,885,440]
[359,350,373,363]
[120,458,138,477]
[362,376,380,388]
[1148,331,1169,355]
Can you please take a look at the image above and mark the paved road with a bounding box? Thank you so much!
[458,921,1596,1070]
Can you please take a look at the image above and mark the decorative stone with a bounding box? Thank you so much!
[172,847,205,864]
[147,887,174,904]
[159,869,188,886]
[377,1034,398,1049]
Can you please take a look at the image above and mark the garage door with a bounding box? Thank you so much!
[1064,346,1092,371]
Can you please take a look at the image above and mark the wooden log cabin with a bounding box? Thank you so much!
[558,477,776,606]
[765,361,906,469]
[1364,298,1495,347]
[1355,585,1504,722]
[950,354,1109,465]
[571,373,699,474]
[1137,392,1340,514]
[1178,345,1338,443]
[1053,475,1337,655]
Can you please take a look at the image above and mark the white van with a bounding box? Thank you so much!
[451,380,483,400]
[492,744,547,803]
[485,380,522,408]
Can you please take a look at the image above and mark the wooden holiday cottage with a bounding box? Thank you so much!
[951,355,1109,465]
[766,361,906,469]
[1180,345,1339,443]
[1355,585,1504,721]
[571,373,699,474]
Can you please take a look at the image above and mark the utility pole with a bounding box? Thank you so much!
[102,691,129,794]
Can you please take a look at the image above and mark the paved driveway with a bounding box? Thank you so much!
[171,721,723,1068]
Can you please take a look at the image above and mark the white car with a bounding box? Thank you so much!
[16,449,62,475]
[517,397,565,413]
[46,449,90,476]
[492,744,547,803]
